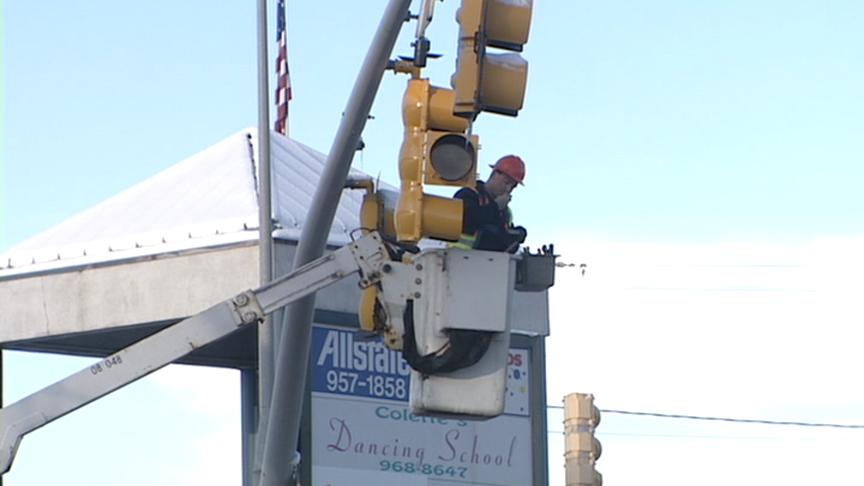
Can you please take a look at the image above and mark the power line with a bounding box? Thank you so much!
[547,405,864,429]
[546,430,863,440]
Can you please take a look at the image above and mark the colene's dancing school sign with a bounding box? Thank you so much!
[310,325,533,486]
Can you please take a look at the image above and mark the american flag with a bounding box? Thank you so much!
[274,0,292,135]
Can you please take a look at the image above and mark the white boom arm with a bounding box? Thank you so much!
[0,232,390,475]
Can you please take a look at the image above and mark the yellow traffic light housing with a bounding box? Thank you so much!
[358,184,397,239]
[395,78,477,243]
[403,79,479,187]
[564,393,603,486]
[452,0,532,118]
[390,0,533,243]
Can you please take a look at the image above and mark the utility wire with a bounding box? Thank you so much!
[546,430,863,440]
[547,405,864,429]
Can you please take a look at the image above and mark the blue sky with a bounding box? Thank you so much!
[5,1,863,247]
[3,1,864,485]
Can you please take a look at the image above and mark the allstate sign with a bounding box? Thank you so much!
[310,325,532,486]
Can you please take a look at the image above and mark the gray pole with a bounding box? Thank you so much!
[258,1,410,484]
[253,0,275,485]
[531,337,550,486]
[1,349,3,486]
[240,369,258,486]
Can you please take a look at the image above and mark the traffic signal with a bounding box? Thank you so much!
[564,393,603,486]
[406,78,479,187]
[451,0,532,118]
[394,78,478,243]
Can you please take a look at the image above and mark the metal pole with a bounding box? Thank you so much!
[531,337,550,486]
[1,348,4,486]
[240,369,258,486]
[259,1,410,484]
[254,0,275,484]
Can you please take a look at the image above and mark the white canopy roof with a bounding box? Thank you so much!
[1,128,374,278]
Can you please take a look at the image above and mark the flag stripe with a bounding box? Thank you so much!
[274,0,291,135]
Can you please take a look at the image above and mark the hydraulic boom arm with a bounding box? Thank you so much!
[0,232,390,475]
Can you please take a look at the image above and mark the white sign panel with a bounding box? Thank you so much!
[310,325,532,485]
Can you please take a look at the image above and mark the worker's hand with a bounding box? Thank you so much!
[504,226,528,253]
[494,192,511,209]
[510,226,527,243]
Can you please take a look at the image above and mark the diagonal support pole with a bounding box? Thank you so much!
[257,1,412,484]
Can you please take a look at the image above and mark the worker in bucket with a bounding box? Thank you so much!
[404,155,530,375]
[451,154,528,253]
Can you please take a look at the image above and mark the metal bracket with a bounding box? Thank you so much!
[231,291,265,326]
[345,232,390,288]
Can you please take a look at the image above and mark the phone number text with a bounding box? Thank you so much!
[324,370,407,400]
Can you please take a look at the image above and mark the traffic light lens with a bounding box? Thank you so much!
[429,134,475,182]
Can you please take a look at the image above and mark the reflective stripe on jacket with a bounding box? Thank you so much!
[449,184,514,250]
[450,233,476,250]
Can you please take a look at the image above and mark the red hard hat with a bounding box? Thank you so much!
[490,155,526,184]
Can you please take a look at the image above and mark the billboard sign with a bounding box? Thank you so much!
[310,325,533,485]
